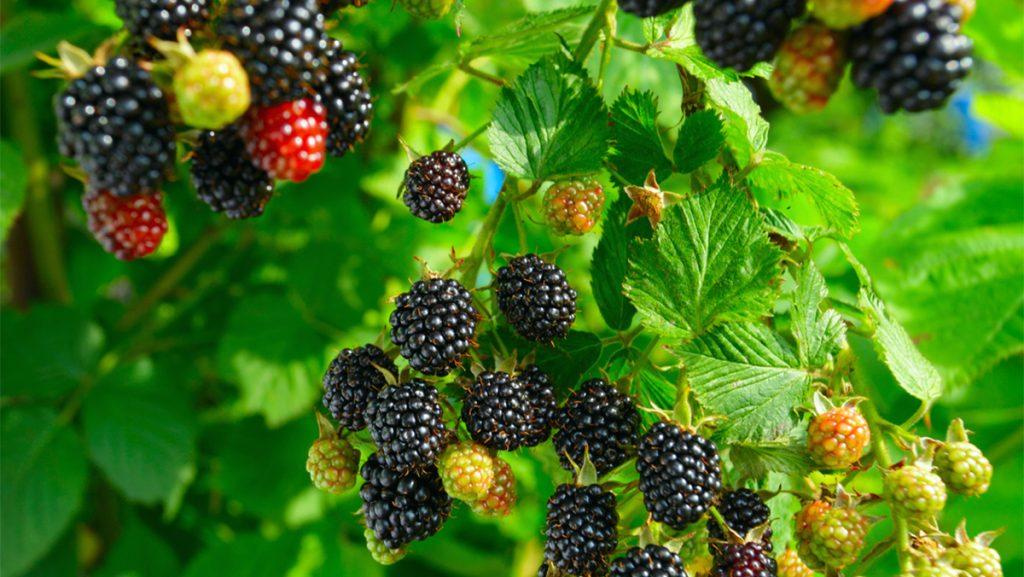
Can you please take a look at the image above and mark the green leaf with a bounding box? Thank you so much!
[591,194,651,330]
[93,512,180,577]
[608,89,673,184]
[705,78,768,165]
[728,433,815,479]
[674,109,724,173]
[183,533,302,577]
[0,11,105,72]
[0,139,28,242]
[748,151,860,239]
[488,53,610,180]
[461,6,593,62]
[82,361,197,504]
[624,180,782,341]
[635,369,677,429]
[789,261,845,368]
[1,306,104,399]
[1,408,88,577]
[680,323,812,441]
[534,331,603,390]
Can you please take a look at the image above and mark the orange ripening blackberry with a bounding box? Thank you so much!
[806,403,870,469]
[769,23,846,113]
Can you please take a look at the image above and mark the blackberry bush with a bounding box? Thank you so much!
[544,484,619,576]
[360,453,452,549]
[495,254,578,342]
[322,344,397,431]
[389,277,479,376]
[461,367,556,451]
[637,422,722,530]
[366,379,449,470]
[402,151,471,223]
[553,379,639,475]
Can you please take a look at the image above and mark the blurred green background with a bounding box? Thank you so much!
[1,0,1022,576]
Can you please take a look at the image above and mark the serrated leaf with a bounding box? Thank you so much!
[461,7,593,62]
[748,151,860,239]
[1,139,28,242]
[624,180,782,341]
[591,194,651,330]
[674,109,724,173]
[635,369,677,429]
[608,89,673,184]
[487,53,610,180]
[1,306,104,399]
[534,330,602,390]
[790,261,845,368]
[728,434,815,479]
[705,78,768,165]
[680,323,812,441]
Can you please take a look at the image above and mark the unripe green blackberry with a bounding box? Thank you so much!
[472,457,517,517]
[543,178,605,236]
[943,540,1003,577]
[364,526,407,565]
[807,506,868,569]
[175,50,251,129]
[935,441,992,497]
[544,483,619,576]
[306,435,359,494]
[611,545,687,577]
[884,464,947,520]
[438,441,495,502]
[901,563,963,577]
[769,23,846,113]
[366,380,449,470]
[794,500,830,568]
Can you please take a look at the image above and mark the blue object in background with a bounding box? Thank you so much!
[951,88,994,155]
[459,145,506,204]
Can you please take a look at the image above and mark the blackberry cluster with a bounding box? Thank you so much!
[366,380,449,470]
[544,484,619,576]
[849,0,973,113]
[461,366,556,451]
[190,127,274,219]
[219,0,327,105]
[553,379,639,475]
[322,344,397,431]
[55,57,175,197]
[712,542,777,577]
[360,453,452,550]
[708,489,773,548]
[617,0,689,18]
[693,0,807,72]
[115,0,209,41]
[315,39,373,156]
[495,254,578,342]
[402,151,471,223]
[389,278,479,376]
[637,422,722,530]
[611,545,688,577]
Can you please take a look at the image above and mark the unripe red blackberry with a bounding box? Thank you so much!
[712,541,777,577]
[777,549,814,577]
[321,344,397,432]
[83,189,168,261]
[611,545,687,577]
[849,0,973,113]
[807,404,870,470]
[359,453,452,550]
[461,366,557,451]
[807,506,868,569]
[617,0,689,18]
[306,435,359,494]
[708,489,772,555]
[693,0,807,72]
[472,457,517,517]
[935,441,992,497]
[55,57,175,197]
[438,441,495,502]
[811,0,892,28]
[240,97,328,182]
[496,254,578,342]
[366,380,449,470]
[543,178,606,236]
[769,23,847,113]
[364,527,407,565]
[315,39,373,157]
[884,463,947,520]
[637,422,722,530]
[402,151,470,223]
[544,483,619,576]
[191,127,274,219]
[553,379,639,476]
[115,0,210,42]
[389,278,479,376]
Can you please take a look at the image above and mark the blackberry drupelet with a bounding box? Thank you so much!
[191,127,274,219]
[708,489,772,553]
[219,0,327,106]
[553,379,639,476]
[55,57,175,197]
[617,0,689,18]
[322,344,397,431]
[611,545,688,577]
[315,39,373,156]
[849,0,973,113]
[360,453,452,550]
[693,0,807,72]
[712,542,777,577]
[461,366,557,451]
[544,483,619,576]
[495,254,578,342]
[366,379,448,470]
[389,278,479,376]
[637,422,722,530]
[115,0,209,41]
[402,151,470,223]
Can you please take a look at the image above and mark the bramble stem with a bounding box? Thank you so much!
[453,123,491,151]
[574,0,616,63]
[860,399,912,572]
[459,187,510,286]
[458,62,507,87]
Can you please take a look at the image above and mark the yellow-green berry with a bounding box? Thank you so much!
[543,178,605,236]
[943,541,1003,577]
[778,548,816,577]
[364,527,407,565]
[935,442,992,497]
[471,457,517,517]
[807,506,868,569]
[174,50,250,129]
[885,464,947,520]
[306,435,359,494]
[438,441,495,502]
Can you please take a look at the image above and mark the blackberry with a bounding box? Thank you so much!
[219,0,327,106]
[617,0,689,18]
[849,0,973,113]
[712,542,777,577]
[360,453,452,550]
[693,0,807,72]
[366,379,449,470]
[495,254,578,342]
[708,489,772,554]
[461,366,557,451]
[402,151,470,223]
[190,127,274,219]
[544,483,619,576]
[315,39,373,157]
[115,0,209,41]
[55,57,175,197]
[553,379,639,476]
[321,344,397,432]
[389,278,479,376]
[637,422,722,530]
[320,0,370,12]
[611,545,688,577]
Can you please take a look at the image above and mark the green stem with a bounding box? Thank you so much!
[861,399,912,572]
[612,37,648,54]
[900,401,931,430]
[459,188,510,286]
[574,0,616,63]
[458,62,507,87]
[453,123,491,151]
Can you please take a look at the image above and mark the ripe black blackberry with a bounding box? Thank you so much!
[712,542,777,577]
[402,151,470,223]
[461,365,557,451]
[55,57,175,197]
[115,0,210,42]
[190,127,274,219]
[495,254,578,342]
[611,545,688,577]
[389,278,479,376]
[636,422,722,530]
[315,39,373,157]
[544,484,619,576]
[322,344,397,432]
[320,0,370,13]
[360,453,452,550]
[219,0,327,106]
[553,379,639,476]
[617,0,689,18]
[693,0,806,72]
[849,0,973,113]
[366,379,449,470]
[708,489,772,556]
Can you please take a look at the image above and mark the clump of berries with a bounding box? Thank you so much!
[543,178,606,235]
[496,254,578,342]
[637,421,721,529]
[402,150,471,223]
